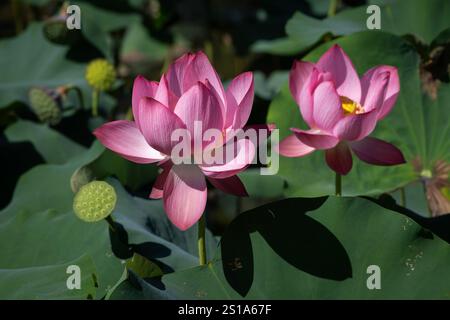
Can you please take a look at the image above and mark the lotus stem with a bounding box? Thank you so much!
[197,214,207,266]
[11,0,23,34]
[92,88,100,117]
[421,180,433,217]
[400,187,406,207]
[71,86,85,111]
[105,215,116,232]
[327,0,340,17]
[63,85,85,110]
[335,172,342,196]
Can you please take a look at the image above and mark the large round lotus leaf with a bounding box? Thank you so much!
[116,196,450,299]
[253,0,450,55]
[0,23,89,110]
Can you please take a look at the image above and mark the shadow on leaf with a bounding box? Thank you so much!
[108,220,175,273]
[366,194,450,243]
[221,197,352,297]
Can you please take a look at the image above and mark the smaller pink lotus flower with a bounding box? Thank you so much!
[94,52,260,230]
[277,44,406,175]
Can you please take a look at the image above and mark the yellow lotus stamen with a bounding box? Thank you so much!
[340,96,364,115]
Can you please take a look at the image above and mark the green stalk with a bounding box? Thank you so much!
[327,0,340,17]
[92,89,100,117]
[71,86,85,110]
[335,173,342,196]
[64,85,85,110]
[11,0,23,34]
[105,215,116,232]
[400,187,406,207]
[197,215,207,266]
[421,180,433,217]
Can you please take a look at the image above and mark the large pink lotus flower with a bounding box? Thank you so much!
[277,44,406,175]
[94,52,257,230]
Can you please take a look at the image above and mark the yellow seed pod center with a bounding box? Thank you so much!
[73,181,117,222]
[85,59,116,92]
[340,96,363,115]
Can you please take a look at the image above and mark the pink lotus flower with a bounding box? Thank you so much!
[94,52,258,230]
[277,44,406,175]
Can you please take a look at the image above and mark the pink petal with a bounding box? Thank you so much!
[93,120,164,164]
[360,71,389,112]
[163,165,207,231]
[174,82,224,137]
[225,91,238,129]
[275,134,315,157]
[332,109,378,141]
[291,128,339,150]
[149,166,171,199]
[183,51,226,106]
[350,137,406,166]
[228,72,254,129]
[204,79,227,123]
[289,60,314,108]
[312,81,344,131]
[325,142,353,175]
[154,74,179,110]
[360,65,399,119]
[166,52,195,96]
[138,97,186,155]
[294,68,333,129]
[316,44,361,102]
[200,138,255,179]
[132,75,159,125]
[208,175,248,197]
[296,66,319,127]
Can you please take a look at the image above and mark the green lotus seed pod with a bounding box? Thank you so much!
[85,59,116,92]
[73,181,117,222]
[28,87,62,125]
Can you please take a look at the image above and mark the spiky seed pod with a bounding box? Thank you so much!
[85,59,116,92]
[28,87,62,125]
[73,181,117,222]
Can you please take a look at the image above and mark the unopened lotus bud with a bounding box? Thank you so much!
[85,59,116,92]
[73,181,117,222]
[43,3,80,45]
[28,87,62,125]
